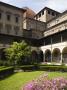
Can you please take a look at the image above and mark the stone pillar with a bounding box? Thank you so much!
[0,53,1,59]
[0,50,1,60]
[61,33,62,42]
[51,37,52,62]
[51,53,52,62]
[60,33,63,64]
[60,53,63,64]
[43,52,45,62]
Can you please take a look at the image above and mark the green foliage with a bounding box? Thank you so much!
[0,60,3,66]
[0,71,44,90]
[0,71,67,90]
[39,65,67,71]
[0,66,13,71]
[0,60,9,66]
[19,65,35,71]
[18,64,67,72]
[5,41,31,65]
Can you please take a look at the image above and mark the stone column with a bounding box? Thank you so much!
[0,53,1,59]
[43,52,45,62]
[61,33,62,42]
[51,53,52,62]
[0,50,1,60]
[60,53,63,64]
[51,37,52,62]
[60,33,63,64]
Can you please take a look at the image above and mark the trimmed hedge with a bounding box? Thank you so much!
[19,65,35,71]
[0,66,6,69]
[38,65,67,72]
[18,64,67,72]
[0,67,14,79]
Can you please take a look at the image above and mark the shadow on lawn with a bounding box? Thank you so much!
[0,72,16,81]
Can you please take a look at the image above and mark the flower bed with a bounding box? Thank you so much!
[22,74,67,90]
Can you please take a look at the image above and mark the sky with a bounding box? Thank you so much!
[0,0,67,13]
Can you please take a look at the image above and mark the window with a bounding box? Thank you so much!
[39,13,41,17]
[52,12,55,16]
[36,16,38,19]
[0,13,2,19]
[15,14,20,23]
[7,14,11,21]
[15,17,19,23]
[42,10,44,15]
[48,10,50,14]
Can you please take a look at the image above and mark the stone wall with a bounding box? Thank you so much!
[0,3,24,37]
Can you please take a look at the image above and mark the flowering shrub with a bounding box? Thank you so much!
[22,74,67,90]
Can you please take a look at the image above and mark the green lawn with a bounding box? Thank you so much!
[0,71,67,90]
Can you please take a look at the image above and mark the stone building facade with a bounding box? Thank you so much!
[0,1,67,64]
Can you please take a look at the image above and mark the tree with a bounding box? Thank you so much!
[5,41,31,65]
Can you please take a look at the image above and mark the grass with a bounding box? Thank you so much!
[0,71,67,90]
[0,71,44,90]
[47,71,67,79]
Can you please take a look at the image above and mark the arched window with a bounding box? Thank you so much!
[45,49,51,62]
[0,48,6,60]
[62,47,67,63]
[31,50,38,63]
[38,50,43,62]
[52,48,61,63]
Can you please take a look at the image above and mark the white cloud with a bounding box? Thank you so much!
[31,0,47,3]
[45,0,67,12]
[0,0,11,3]
[0,0,67,13]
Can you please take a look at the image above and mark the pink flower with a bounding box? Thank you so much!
[22,74,67,90]
[23,81,34,90]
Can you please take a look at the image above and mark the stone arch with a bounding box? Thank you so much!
[38,50,43,62]
[31,50,38,63]
[45,49,51,62]
[62,47,67,63]
[52,48,61,63]
[0,48,6,60]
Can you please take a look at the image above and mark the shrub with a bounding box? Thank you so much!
[39,65,67,72]
[5,41,31,66]
[22,74,67,90]
[18,64,39,71]
[19,65,35,71]
[0,59,10,66]
[0,67,14,79]
[18,65,67,72]
[0,60,3,66]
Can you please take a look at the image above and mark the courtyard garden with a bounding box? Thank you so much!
[0,41,67,90]
[0,71,67,90]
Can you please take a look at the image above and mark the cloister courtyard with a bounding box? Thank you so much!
[0,71,67,90]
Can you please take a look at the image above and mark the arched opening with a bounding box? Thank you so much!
[31,50,38,63]
[38,50,43,62]
[0,48,6,60]
[52,48,61,63]
[62,47,67,63]
[45,49,51,62]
